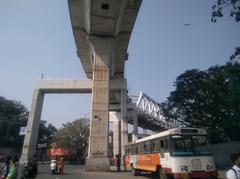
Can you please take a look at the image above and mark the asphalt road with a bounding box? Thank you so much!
[14,163,226,179]
[34,164,159,179]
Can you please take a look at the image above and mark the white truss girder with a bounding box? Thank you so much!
[136,92,181,129]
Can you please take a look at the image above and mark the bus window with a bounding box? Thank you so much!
[171,135,193,155]
[147,143,150,153]
[165,139,169,152]
[160,140,165,158]
[135,145,139,154]
[151,142,156,153]
[160,140,164,149]
[144,144,147,153]
[130,146,133,155]
[144,142,151,153]
[155,140,160,152]
[192,136,211,155]
[140,144,144,154]
[170,135,211,156]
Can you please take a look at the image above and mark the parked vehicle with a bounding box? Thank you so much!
[125,128,218,179]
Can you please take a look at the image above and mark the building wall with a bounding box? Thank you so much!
[210,141,240,169]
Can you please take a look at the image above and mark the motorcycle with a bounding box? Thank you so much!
[20,165,28,179]
[49,159,58,175]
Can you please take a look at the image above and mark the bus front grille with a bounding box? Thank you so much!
[191,159,202,170]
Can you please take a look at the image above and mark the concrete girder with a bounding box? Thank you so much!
[20,79,94,164]
[61,0,142,171]
[20,79,127,164]
[68,0,142,78]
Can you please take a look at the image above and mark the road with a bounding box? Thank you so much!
[34,164,158,179]
[17,164,226,179]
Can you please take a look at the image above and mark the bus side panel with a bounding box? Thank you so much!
[130,154,137,168]
[136,153,160,172]
[160,153,172,173]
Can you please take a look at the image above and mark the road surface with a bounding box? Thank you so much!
[34,164,158,179]
[17,164,226,179]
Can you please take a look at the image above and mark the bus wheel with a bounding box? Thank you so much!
[159,169,167,179]
[167,174,174,179]
[132,166,138,176]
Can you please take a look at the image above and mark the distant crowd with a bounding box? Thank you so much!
[0,155,18,179]
[0,154,38,179]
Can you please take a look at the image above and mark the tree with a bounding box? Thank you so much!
[211,0,240,22]
[38,120,57,146]
[53,118,89,160]
[211,0,240,61]
[0,96,57,152]
[0,96,28,151]
[162,62,240,143]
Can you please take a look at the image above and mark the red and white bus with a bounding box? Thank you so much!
[125,128,218,179]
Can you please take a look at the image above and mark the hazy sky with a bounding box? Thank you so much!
[0,0,239,128]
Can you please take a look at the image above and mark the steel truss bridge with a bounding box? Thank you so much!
[128,92,181,132]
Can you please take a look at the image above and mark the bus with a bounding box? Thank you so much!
[124,128,218,179]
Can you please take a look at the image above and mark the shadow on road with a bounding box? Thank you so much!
[136,172,159,179]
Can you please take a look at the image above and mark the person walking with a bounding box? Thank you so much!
[1,156,11,179]
[6,156,18,179]
[226,153,240,179]
[27,159,35,179]
[115,154,121,172]
[123,155,127,171]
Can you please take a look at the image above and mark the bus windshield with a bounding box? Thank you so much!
[170,135,212,156]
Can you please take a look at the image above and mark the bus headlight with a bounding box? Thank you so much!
[206,165,213,170]
[180,165,188,171]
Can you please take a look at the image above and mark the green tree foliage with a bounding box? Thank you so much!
[0,96,57,151]
[162,62,240,143]
[211,0,240,22]
[53,118,89,158]
[0,96,28,151]
[211,0,240,61]
[38,120,57,146]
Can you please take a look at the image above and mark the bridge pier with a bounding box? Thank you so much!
[86,37,115,171]
[120,89,128,157]
[20,89,44,164]
[20,80,92,164]
[132,111,138,142]
[111,112,121,158]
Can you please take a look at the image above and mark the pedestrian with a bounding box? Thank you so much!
[115,154,121,172]
[226,153,240,179]
[1,156,11,179]
[123,155,127,171]
[27,156,38,179]
[31,155,38,178]
[6,156,18,179]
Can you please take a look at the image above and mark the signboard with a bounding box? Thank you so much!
[19,126,26,135]
[47,148,71,156]
[38,143,47,149]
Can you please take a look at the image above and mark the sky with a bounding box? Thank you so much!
[0,0,239,128]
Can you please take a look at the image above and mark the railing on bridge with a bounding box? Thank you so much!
[131,92,181,130]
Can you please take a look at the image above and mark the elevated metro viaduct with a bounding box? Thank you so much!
[67,0,143,171]
[20,0,180,171]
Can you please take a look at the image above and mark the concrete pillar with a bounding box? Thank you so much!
[132,111,138,142]
[120,89,128,157]
[20,89,44,164]
[86,37,114,171]
[112,112,121,157]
